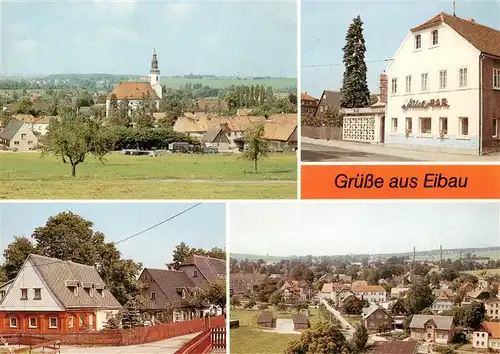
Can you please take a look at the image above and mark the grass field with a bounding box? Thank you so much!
[162,77,297,90]
[464,268,500,276]
[230,306,323,354]
[0,152,297,199]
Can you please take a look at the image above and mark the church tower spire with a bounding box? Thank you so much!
[149,49,162,99]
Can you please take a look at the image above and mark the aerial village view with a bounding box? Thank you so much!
[0,0,298,199]
[229,202,500,354]
[301,0,500,162]
[0,202,227,353]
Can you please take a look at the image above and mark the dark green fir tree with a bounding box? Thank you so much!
[340,15,371,108]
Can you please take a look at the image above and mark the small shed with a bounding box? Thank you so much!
[201,127,230,152]
[257,311,275,328]
[292,314,310,330]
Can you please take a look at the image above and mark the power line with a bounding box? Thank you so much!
[302,58,393,68]
[115,202,203,245]
[8,203,203,269]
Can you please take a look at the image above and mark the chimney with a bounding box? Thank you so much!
[470,18,475,23]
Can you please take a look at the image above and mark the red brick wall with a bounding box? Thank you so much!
[481,55,500,154]
[0,315,225,347]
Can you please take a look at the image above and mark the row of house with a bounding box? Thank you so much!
[303,12,500,156]
[172,112,298,152]
[0,253,226,334]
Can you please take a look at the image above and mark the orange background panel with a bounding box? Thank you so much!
[301,165,500,199]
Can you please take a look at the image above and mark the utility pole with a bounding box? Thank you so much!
[453,0,456,16]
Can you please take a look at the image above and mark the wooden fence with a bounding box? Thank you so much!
[1,316,225,347]
[301,126,343,141]
[174,326,226,354]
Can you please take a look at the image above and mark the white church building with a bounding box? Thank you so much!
[105,50,163,117]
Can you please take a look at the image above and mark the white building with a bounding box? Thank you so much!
[473,322,500,350]
[384,12,500,155]
[105,50,162,118]
[351,285,387,304]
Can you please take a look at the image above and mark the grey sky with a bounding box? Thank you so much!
[229,202,500,256]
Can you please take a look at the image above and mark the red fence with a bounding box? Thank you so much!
[174,326,226,354]
[2,316,225,347]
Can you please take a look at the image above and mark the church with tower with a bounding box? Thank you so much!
[105,50,163,118]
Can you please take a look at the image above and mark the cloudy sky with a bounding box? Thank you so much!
[0,202,226,269]
[302,0,500,97]
[2,0,297,77]
[229,202,500,256]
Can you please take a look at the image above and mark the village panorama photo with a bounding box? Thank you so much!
[0,202,227,353]
[228,201,500,354]
[0,0,298,199]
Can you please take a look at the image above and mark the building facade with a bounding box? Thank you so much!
[473,321,500,350]
[0,254,122,333]
[385,13,500,155]
[352,285,387,304]
[0,120,38,152]
[409,315,455,344]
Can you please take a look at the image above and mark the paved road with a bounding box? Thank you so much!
[320,299,355,339]
[58,332,200,354]
[302,143,418,162]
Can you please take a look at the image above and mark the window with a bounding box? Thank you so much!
[494,68,500,89]
[493,119,498,138]
[28,141,33,145]
[97,289,104,297]
[68,316,74,328]
[459,68,468,87]
[482,333,485,337]
[34,288,41,300]
[415,34,421,49]
[68,286,78,296]
[391,78,398,94]
[21,288,28,300]
[0,290,5,299]
[431,30,439,45]
[459,117,469,136]
[181,289,186,299]
[49,317,57,329]
[9,317,17,328]
[406,117,412,134]
[79,315,85,327]
[391,118,398,133]
[439,70,447,89]
[420,118,432,134]
[406,76,412,93]
[21,134,27,140]
[29,317,37,328]
[89,314,94,327]
[193,270,198,278]
[421,73,429,91]
[14,141,19,145]
[151,292,156,300]
[439,117,448,135]
[84,287,93,297]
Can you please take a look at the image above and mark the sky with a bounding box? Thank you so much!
[229,202,500,256]
[301,0,500,97]
[1,0,297,78]
[0,202,226,269]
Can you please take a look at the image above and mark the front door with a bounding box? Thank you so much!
[380,116,385,143]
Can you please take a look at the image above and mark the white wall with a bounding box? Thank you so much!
[385,23,481,153]
[96,309,120,330]
[472,331,489,349]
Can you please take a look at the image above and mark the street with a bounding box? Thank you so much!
[302,143,418,162]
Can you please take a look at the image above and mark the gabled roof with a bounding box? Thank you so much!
[411,12,500,57]
[352,285,386,293]
[142,268,195,307]
[0,119,24,141]
[180,255,226,282]
[475,321,500,338]
[25,254,122,309]
[367,340,419,354]
[410,315,454,330]
[264,122,297,142]
[257,311,274,323]
[363,305,391,319]
[292,313,309,324]
[201,127,225,143]
[109,82,159,100]
[301,93,318,102]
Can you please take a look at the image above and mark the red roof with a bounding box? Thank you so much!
[411,12,500,57]
[109,82,159,100]
[301,93,318,101]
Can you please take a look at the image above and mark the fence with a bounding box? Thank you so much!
[301,126,343,141]
[2,316,225,347]
[174,326,226,354]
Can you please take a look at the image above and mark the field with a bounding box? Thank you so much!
[230,306,322,354]
[162,77,297,90]
[0,152,297,199]
[464,268,500,276]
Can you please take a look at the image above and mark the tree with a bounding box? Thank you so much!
[242,121,268,172]
[404,281,435,314]
[11,97,37,115]
[286,322,347,354]
[200,279,226,309]
[42,113,114,177]
[351,323,368,353]
[2,237,37,280]
[340,15,371,108]
[461,302,485,330]
[243,299,256,309]
[269,291,282,306]
[168,242,198,270]
[230,296,241,309]
[293,301,309,314]
[103,312,122,330]
[341,296,363,315]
